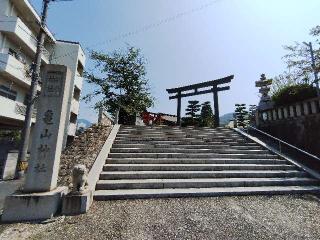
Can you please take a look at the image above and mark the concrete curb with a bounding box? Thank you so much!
[233,128,320,180]
[88,124,120,191]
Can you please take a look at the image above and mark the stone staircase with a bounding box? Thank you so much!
[94,125,320,200]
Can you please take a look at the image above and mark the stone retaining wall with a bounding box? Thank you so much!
[257,97,320,157]
[58,124,112,186]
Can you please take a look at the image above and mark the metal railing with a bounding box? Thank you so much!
[245,125,320,161]
[241,126,320,172]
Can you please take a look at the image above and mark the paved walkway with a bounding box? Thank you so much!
[1,194,320,239]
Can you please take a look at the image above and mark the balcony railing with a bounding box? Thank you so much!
[71,98,80,115]
[68,123,77,136]
[1,48,25,63]
[15,102,37,118]
[0,16,51,63]
[74,74,83,90]
[0,52,32,86]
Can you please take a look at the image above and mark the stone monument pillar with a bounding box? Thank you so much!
[255,74,274,127]
[2,65,72,222]
[255,74,273,110]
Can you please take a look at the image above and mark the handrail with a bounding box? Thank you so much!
[245,125,320,162]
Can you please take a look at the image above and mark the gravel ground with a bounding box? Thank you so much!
[1,194,320,240]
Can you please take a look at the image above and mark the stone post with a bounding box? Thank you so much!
[2,65,71,222]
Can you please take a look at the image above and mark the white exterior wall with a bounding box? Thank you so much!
[51,41,85,143]
[0,0,85,146]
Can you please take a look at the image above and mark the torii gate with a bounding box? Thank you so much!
[166,75,234,127]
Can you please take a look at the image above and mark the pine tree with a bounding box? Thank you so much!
[234,104,249,128]
[199,101,214,127]
[183,100,201,126]
[248,104,257,125]
[185,100,201,119]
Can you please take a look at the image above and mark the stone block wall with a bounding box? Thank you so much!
[58,124,112,186]
[257,96,320,157]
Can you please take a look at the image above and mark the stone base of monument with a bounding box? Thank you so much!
[1,186,68,222]
[61,190,93,216]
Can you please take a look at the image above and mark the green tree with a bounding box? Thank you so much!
[186,100,201,118]
[199,101,214,127]
[271,25,320,94]
[182,100,201,126]
[84,46,154,124]
[234,104,249,128]
[248,104,257,125]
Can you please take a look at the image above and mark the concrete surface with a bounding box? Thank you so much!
[1,186,68,222]
[0,178,23,210]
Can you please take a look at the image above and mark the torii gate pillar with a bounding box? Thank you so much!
[167,75,234,128]
[213,87,220,127]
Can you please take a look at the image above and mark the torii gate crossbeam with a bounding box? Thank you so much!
[166,75,234,127]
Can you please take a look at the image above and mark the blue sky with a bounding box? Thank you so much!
[30,0,320,122]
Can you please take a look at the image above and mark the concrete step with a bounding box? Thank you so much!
[106,158,287,164]
[99,170,307,180]
[108,153,279,159]
[111,144,262,150]
[96,178,319,190]
[113,140,257,145]
[120,125,231,131]
[117,131,239,138]
[94,185,320,200]
[110,148,269,154]
[94,126,319,200]
[115,136,245,141]
[103,164,296,171]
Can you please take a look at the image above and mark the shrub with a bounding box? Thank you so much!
[271,84,317,106]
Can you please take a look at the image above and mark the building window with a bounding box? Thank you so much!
[8,48,26,64]
[77,61,84,77]
[0,85,17,101]
[8,48,17,57]
[70,112,77,124]
[73,87,81,101]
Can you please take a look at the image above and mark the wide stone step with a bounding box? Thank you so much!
[96,178,319,190]
[116,133,241,137]
[119,127,229,131]
[99,170,307,180]
[94,185,320,200]
[113,140,257,145]
[111,144,262,150]
[106,158,287,164]
[103,164,296,171]
[115,136,245,141]
[108,153,279,159]
[110,148,269,154]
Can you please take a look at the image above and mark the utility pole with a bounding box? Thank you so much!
[303,41,320,97]
[16,0,51,177]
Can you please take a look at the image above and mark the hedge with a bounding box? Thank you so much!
[271,84,318,106]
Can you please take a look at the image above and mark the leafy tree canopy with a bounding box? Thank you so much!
[83,46,154,124]
[271,25,320,95]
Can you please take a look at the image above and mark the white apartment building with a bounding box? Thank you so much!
[0,0,85,146]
